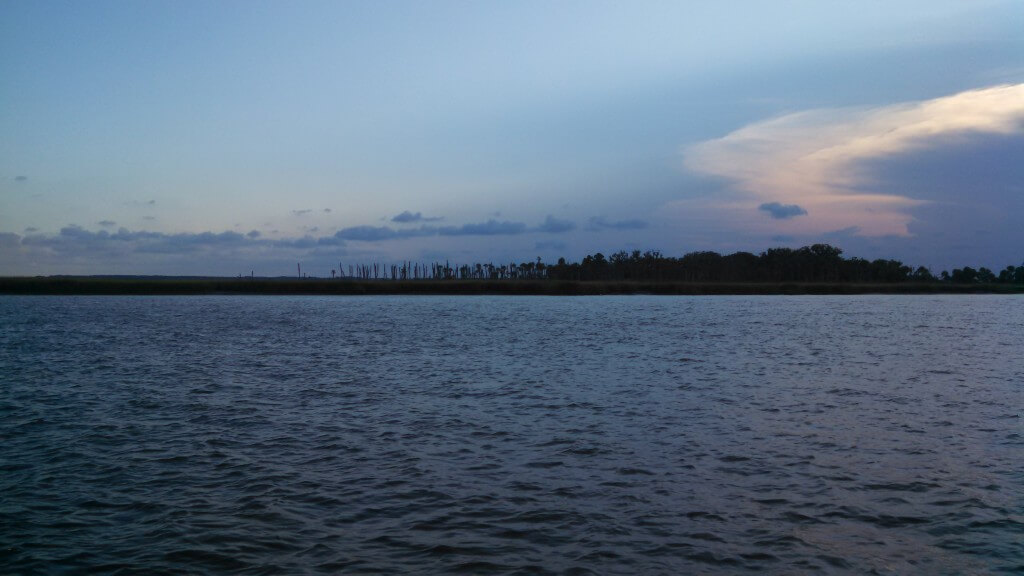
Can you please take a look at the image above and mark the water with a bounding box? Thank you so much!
[1,295,1021,575]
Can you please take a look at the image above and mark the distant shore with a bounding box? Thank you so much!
[1,277,1021,295]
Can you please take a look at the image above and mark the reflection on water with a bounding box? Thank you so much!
[1,295,1021,574]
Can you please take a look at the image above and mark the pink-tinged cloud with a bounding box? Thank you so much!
[684,84,1024,237]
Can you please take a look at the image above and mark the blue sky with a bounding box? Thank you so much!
[1,1,1022,275]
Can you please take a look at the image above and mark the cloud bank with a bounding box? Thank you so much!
[1,215,583,274]
[333,217,576,242]
[685,84,1024,237]
[2,226,350,275]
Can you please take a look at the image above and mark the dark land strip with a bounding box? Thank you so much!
[2,277,1022,296]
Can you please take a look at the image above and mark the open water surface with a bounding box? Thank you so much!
[1,295,1021,574]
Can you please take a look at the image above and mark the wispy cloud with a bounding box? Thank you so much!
[685,84,1024,236]
[14,176,27,182]
[445,219,526,236]
[758,202,807,219]
[535,215,576,233]
[587,216,649,230]
[292,209,313,216]
[15,225,348,256]
[332,217,575,243]
[97,220,117,227]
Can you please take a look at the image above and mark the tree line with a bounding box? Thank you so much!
[334,260,550,281]
[328,244,1023,284]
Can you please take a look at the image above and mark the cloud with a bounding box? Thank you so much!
[292,209,313,216]
[14,176,27,182]
[0,233,21,248]
[391,210,443,223]
[439,219,526,236]
[323,208,332,213]
[65,225,355,274]
[6,226,348,271]
[97,220,117,227]
[314,235,346,247]
[685,84,1024,237]
[334,225,402,242]
[758,202,807,219]
[24,227,39,233]
[135,230,248,253]
[15,226,245,256]
[535,215,576,233]
[851,131,1024,270]
[587,216,649,230]
[333,218,537,242]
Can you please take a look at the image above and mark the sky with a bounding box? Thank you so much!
[1,0,1022,276]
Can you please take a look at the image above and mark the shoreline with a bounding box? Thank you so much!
[1,277,1022,296]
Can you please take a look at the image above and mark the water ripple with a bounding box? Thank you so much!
[1,294,1021,574]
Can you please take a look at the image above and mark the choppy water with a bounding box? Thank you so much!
[1,295,1021,575]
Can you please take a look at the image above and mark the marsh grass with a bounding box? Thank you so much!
[2,277,1021,295]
